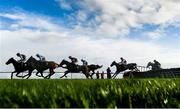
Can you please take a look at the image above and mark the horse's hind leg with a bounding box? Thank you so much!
[45,69,54,79]
[90,71,95,79]
[49,70,55,78]
[91,71,95,77]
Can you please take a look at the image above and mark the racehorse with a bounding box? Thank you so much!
[26,56,59,79]
[6,57,34,79]
[110,61,139,79]
[87,64,103,77]
[59,59,91,79]
[147,62,161,70]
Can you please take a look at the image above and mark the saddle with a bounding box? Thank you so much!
[18,62,27,68]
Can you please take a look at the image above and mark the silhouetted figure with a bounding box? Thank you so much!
[59,59,91,79]
[101,71,104,79]
[147,60,161,70]
[154,60,161,69]
[16,53,26,67]
[88,64,103,78]
[36,54,46,62]
[111,61,139,79]
[6,57,34,79]
[16,53,26,63]
[69,56,78,64]
[119,57,127,65]
[147,62,156,70]
[26,56,59,79]
[96,71,100,79]
[81,59,88,65]
[107,67,111,79]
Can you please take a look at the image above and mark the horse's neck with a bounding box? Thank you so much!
[11,59,21,70]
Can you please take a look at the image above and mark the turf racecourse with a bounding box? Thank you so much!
[0,79,179,108]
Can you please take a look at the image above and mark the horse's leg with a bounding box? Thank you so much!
[16,72,23,77]
[113,73,119,79]
[135,67,140,72]
[45,69,54,79]
[113,72,119,79]
[36,71,42,77]
[60,71,69,78]
[50,70,55,78]
[90,71,95,79]
[25,70,33,79]
[112,72,117,78]
[40,71,45,78]
[85,74,89,79]
[91,70,95,76]
[11,71,16,79]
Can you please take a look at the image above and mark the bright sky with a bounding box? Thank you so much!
[0,0,180,73]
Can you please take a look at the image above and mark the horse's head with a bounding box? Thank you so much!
[147,62,153,68]
[26,56,37,67]
[97,65,103,68]
[110,61,116,67]
[6,57,14,65]
[59,59,69,67]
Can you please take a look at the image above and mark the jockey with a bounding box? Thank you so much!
[119,57,127,65]
[36,54,46,62]
[154,60,161,69]
[69,56,78,64]
[81,59,88,65]
[16,53,26,63]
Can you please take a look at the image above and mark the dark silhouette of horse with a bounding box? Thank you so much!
[147,62,161,70]
[6,57,34,79]
[26,56,59,79]
[87,64,103,77]
[110,61,139,78]
[59,59,91,79]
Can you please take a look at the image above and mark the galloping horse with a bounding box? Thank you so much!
[87,64,103,77]
[26,56,59,79]
[6,57,34,79]
[59,59,91,79]
[110,61,139,79]
[147,62,161,70]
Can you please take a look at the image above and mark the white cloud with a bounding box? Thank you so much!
[1,3,180,79]
[0,12,62,32]
[146,29,165,39]
[60,0,180,38]
[1,27,180,73]
[57,0,72,10]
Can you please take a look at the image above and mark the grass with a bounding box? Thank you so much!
[0,78,179,108]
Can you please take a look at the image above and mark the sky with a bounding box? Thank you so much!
[0,0,180,76]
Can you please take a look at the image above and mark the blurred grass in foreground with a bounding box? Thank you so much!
[0,78,179,108]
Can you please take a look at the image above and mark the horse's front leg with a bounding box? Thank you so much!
[113,73,119,79]
[36,71,42,77]
[85,74,89,79]
[11,71,16,79]
[16,72,23,78]
[91,71,95,76]
[60,71,69,78]
[24,70,33,79]
[112,72,117,78]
